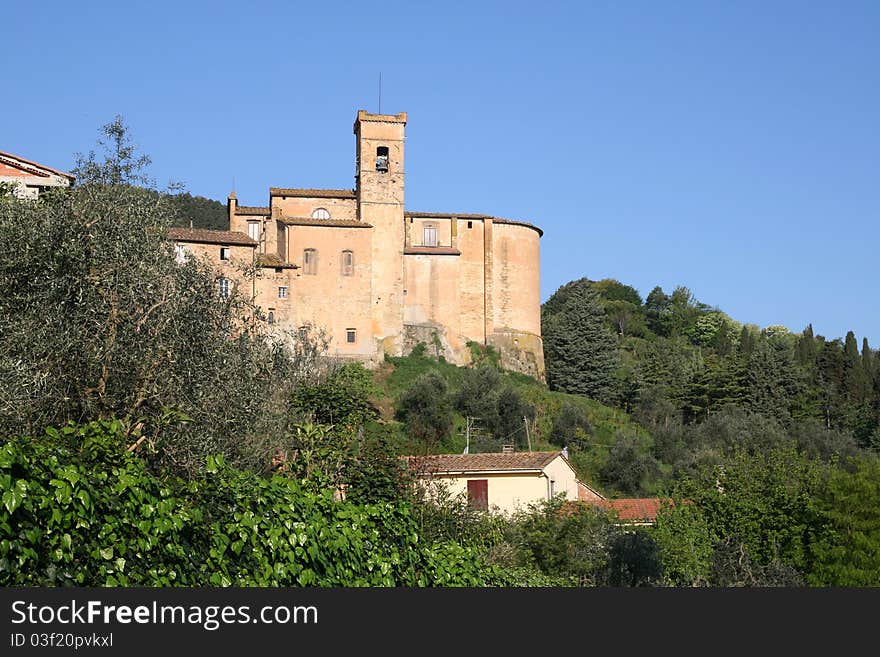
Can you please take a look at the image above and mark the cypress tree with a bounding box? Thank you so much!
[843,331,866,403]
[861,337,874,385]
[739,326,756,361]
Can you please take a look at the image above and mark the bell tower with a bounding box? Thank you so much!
[354,110,407,358]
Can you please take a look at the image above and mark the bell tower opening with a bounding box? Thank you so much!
[376,146,389,172]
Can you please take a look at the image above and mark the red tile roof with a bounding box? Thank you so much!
[270,188,356,199]
[0,151,74,180]
[167,227,257,246]
[405,451,563,474]
[236,206,270,215]
[256,253,297,269]
[602,498,669,523]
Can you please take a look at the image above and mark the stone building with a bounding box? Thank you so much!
[170,110,545,378]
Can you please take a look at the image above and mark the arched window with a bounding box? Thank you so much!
[341,250,354,276]
[311,208,331,220]
[303,248,318,275]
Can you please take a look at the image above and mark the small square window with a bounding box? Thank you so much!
[278,286,288,299]
[220,247,230,260]
[346,329,356,344]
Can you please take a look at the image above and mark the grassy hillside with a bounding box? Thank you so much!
[364,346,652,496]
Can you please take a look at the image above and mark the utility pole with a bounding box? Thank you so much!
[523,416,531,452]
[461,416,479,454]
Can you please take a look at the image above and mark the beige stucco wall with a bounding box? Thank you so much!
[284,224,373,357]
[408,217,453,248]
[431,473,548,515]
[491,223,541,336]
[426,456,578,515]
[254,267,297,329]
[230,213,268,253]
[403,253,463,358]
[543,456,580,501]
[272,195,357,221]
[177,241,255,277]
[456,218,488,345]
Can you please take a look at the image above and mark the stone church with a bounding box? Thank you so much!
[169,110,545,379]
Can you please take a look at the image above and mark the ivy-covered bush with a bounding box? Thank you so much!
[0,421,497,586]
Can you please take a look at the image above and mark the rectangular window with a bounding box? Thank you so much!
[346,328,357,344]
[423,224,438,247]
[278,286,288,299]
[220,247,230,261]
[303,248,317,275]
[467,480,488,512]
[341,250,354,276]
[247,221,260,242]
[174,243,189,264]
[217,277,230,299]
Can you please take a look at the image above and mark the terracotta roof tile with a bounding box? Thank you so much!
[602,498,669,522]
[167,227,257,246]
[0,151,74,180]
[256,253,297,269]
[404,451,562,474]
[281,217,371,228]
[236,206,270,215]
[270,188,356,199]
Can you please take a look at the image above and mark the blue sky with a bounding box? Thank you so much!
[4,1,878,345]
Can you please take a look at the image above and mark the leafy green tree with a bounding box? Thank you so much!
[0,119,325,477]
[550,403,592,450]
[674,446,830,579]
[490,388,535,448]
[605,529,663,586]
[644,286,671,336]
[652,501,713,586]
[167,192,229,230]
[542,284,619,402]
[395,372,454,452]
[504,497,618,586]
[454,365,502,428]
[746,339,801,425]
[71,114,153,186]
[600,433,659,495]
[291,363,379,428]
[591,278,643,306]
